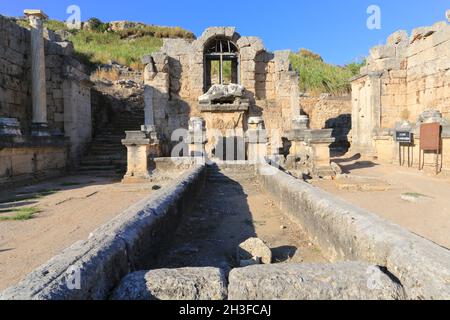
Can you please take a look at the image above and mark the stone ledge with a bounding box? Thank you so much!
[0,165,207,300]
[199,100,249,113]
[257,163,450,300]
[112,268,227,300]
[228,262,405,300]
[0,136,68,149]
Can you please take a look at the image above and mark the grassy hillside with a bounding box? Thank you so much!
[69,30,163,69]
[290,49,364,95]
[17,19,362,93]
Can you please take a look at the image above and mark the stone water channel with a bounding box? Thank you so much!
[153,164,326,271]
[2,161,450,300]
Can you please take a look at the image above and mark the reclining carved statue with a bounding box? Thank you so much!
[199,84,245,104]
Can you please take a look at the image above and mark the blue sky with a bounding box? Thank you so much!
[1,1,448,65]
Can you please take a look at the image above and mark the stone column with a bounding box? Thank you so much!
[122,131,152,183]
[246,117,268,164]
[141,85,156,133]
[286,115,309,168]
[140,85,161,157]
[24,9,50,137]
[290,82,301,119]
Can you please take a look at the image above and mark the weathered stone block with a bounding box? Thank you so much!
[370,45,396,60]
[387,30,409,47]
[228,263,405,300]
[112,268,227,300]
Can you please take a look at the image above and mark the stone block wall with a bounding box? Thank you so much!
[351,14,450,162]
[300,95,352,150]
[0,144,67,186]
[0,16,91,135]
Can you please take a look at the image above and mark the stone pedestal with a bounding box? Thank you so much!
[187,117,208,157]
[305,129,336,178]
[246,117,267,164]
[122,131,152,183]
[24,9,50,137]
[292,115,310,130]
[286,116,310,171]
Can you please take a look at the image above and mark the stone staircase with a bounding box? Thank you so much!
[78,111,144,176]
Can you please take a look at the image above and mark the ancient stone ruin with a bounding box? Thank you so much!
[0,9,450,301]
[351,18,450,168]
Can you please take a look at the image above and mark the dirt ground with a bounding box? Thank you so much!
[0,174,171,291]
[155,167,327,271]
[312,154,450,249]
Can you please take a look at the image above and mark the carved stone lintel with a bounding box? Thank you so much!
[199,98,250,113]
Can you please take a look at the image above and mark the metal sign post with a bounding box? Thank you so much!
[395,131,413,167]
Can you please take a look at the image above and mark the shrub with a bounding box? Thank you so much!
[290,50,364,95]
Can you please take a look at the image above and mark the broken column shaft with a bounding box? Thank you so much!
[246,117,268,164]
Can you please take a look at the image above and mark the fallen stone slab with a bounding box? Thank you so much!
[112,267,227,300]
[237,237,272,265]
[228,262,406,300]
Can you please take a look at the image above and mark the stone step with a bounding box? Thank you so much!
[83,155,125,161]
[80,159,115,166]
[89,151,126,156]
[78,165,117,171]
[94,136,125,141]
[90,143,124,148]
[76,170,121,177]
[89,145,126,150]
[80,160,126,167]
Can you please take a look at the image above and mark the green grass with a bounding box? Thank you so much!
[16,18,193,69]
[290,49,365,95]
[0,207,41,221]
[68,30,163,68]
[17,18,362,92]
[0,189,60,204]
[402,192,430,198]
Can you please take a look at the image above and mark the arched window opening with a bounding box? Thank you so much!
[204,38,239,92]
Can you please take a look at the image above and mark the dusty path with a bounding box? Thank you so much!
[0,174,170,291]
[313,155,450,249]
[155,166,326,271]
